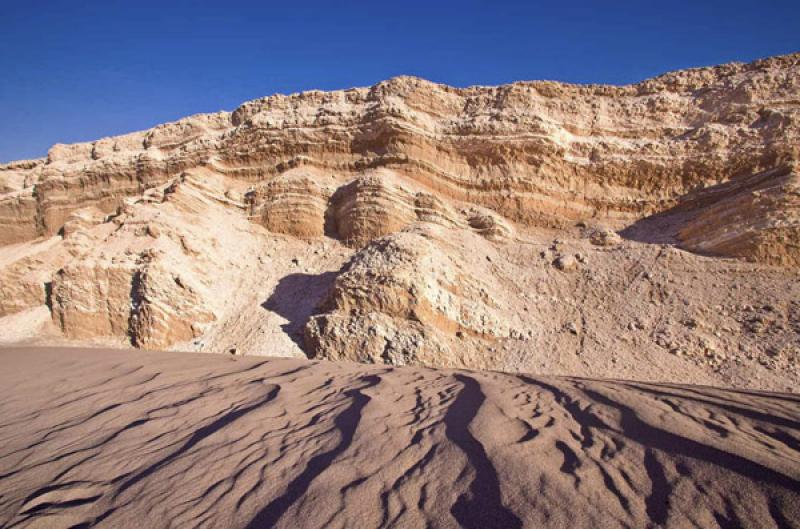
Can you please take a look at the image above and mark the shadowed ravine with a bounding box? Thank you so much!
[0,347,798,529]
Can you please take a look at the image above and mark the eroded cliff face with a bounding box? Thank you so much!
[3,53,799,253]
[44,170,263,350]
[305,226,515,368]
[1,54,799,391]
[675,164,800,266]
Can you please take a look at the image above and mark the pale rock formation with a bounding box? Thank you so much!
[306,226,515,367]
[464,207,514,241]
[589,226,622,246]
[1,54,799,391]
[676,164,800,266]
[0,238,65,317]
[553,254,578,272]
[245,168,333,238]
[52,259,138,340]
[60,206,107,239]
[329,172,418,246]
[1,53,798,261]
[49,169,263,349]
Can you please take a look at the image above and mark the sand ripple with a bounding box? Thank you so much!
[0,347,798,528]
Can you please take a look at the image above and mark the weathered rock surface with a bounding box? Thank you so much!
[329,172,418,246]
[1,53,798,260]
[48,170,263,349]
[306,226,513,367]
[1,54,800,391]
[0,238,68,317]
[677,164,800,266]
[245,168,333,238]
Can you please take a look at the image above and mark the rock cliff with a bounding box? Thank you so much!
[1,53,799,391]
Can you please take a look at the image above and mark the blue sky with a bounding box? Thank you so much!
[1,0,798,162]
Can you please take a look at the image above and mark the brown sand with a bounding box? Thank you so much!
[0,346,798,528]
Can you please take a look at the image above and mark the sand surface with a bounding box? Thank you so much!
[0,347,798,529]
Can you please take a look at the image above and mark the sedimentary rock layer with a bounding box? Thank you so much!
[676,164,800,266]
[1,54,799,390]
[306,226,514,367]
[46,170,262,349]
[1,54,798,263]
[245,168,333,238]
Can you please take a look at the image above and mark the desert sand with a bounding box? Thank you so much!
[1,53,799,529]
[0,346,798,529]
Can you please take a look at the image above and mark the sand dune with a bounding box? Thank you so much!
[0,347,797,528]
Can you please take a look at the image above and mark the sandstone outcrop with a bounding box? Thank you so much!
[676,164,800,266]
[48,170,263,349]
[305,226,513,367]
[245,168,333,238]
[0,238,65,317]
[1,53,798,261]
[329,172,418,246]
[1,54,799,392]
[243,167,513,245]
[589,226,622,247]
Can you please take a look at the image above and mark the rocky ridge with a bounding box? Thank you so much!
[1,53,799,391]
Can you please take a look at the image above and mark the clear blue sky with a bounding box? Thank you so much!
[1,0,798,163]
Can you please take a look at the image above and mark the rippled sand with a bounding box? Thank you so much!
[0,347,798,528]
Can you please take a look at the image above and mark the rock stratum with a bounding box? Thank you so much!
[1,54,800,391]
[0,347,798,529]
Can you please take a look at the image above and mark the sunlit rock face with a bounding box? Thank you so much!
[1,54,797,259]
[0,55,799,394]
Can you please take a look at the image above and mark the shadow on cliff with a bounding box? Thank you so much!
[619,166,785,247]
[618,207,688,246]
[262,271,339,351]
